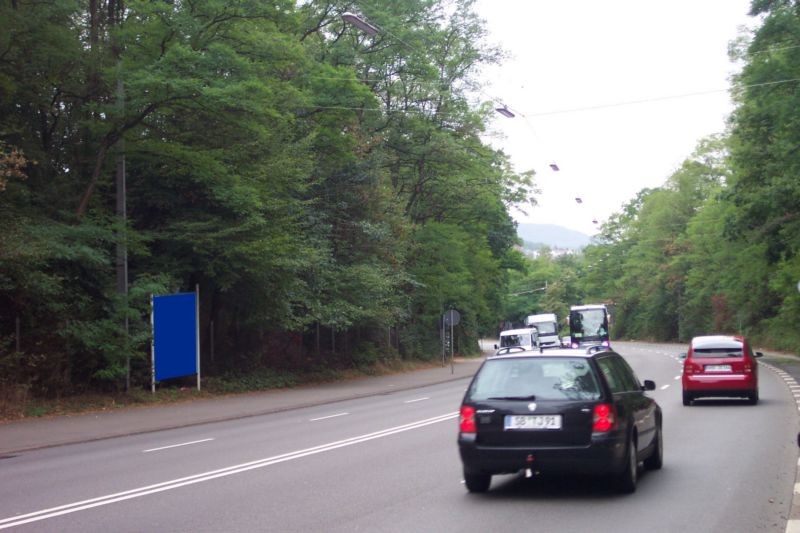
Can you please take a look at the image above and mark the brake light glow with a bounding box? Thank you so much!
[460,405,477,434]
[601,340,610,347]
[593,403,617,432]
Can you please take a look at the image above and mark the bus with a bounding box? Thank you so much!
[568,304,610,348]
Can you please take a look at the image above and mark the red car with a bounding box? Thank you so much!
[681,335,763,405]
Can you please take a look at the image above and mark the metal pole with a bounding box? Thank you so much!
[15,316,20,352]
[115,68,129,392]
[195,284,201,392]
[450,313,454,374]
[150,294,155,394]
[441,313,445,367]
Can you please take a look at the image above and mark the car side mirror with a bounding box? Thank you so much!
[755,351,763,358]
[642,380,656,391]
[494,344,498,350]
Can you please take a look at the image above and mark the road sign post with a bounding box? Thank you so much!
[443,309,461,374]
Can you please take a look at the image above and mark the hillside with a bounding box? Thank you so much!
[517,223,592,250]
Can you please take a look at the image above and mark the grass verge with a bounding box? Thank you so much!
[0,358,455,423]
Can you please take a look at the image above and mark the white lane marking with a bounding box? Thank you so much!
[309,412,349,422]
[143,438,214,453]
[674,376,681,380]
[0,412,458,530]
[660,385,670,390]
[404,397,430,404]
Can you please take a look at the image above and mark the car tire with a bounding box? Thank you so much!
[682,391,692,406]
[747,390,759,405]
[643,424,663,470]
[464,471,491,493]
[616,434,638,493]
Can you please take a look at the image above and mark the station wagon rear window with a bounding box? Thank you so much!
[468,358,601,401]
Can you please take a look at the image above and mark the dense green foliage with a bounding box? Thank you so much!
[0,0,536,395]
[4,0,800,400]
[561,0,800,352]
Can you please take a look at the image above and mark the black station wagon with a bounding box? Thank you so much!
[458,347,662,493]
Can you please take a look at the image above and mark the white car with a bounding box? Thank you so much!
[495,328,539,353]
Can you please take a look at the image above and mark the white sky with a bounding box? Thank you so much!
[474,0,759,235]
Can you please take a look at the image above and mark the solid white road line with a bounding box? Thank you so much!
[0,412,458,530]
[660,385,670,390]
[143,438,215,453]
[309,412,349,421]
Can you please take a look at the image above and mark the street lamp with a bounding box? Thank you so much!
[341,12,380,36]
[495,105,515,118]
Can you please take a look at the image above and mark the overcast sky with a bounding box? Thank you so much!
[473,0,759,235]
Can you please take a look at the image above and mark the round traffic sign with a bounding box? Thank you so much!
[444,309,461,326]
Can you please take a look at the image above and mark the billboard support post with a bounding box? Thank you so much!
[150,294,155,394]
[196,284,201,392]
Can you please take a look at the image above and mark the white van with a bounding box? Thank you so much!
[495,328,539,353]
[524,313,560,348]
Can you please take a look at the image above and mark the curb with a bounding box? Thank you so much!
[761,362,800,533]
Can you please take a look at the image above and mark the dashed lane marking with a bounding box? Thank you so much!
[143,438,214,453]
[309,412,349,422]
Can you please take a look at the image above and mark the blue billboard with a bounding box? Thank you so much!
[152,291,199,386]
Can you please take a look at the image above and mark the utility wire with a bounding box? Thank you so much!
[520,77,800,117]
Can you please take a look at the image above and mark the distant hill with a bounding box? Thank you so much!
[517,223,592,250]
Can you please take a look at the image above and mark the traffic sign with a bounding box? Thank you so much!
[444,309,461,326]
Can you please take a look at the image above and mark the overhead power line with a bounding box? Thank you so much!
[519,77,800,118]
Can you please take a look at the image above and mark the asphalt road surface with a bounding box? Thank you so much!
[0,341,796,532]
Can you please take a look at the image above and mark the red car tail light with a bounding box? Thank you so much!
[460,405,477,434]
[592,403,617,432]
[683,361,701,374]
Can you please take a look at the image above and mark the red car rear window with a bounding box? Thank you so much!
[692,347,743,358]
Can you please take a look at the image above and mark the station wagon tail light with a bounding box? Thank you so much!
[592,403,617,432]
[460,405,477,434]
[744,363,753,373]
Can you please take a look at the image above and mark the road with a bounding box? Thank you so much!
[0,342,797,532]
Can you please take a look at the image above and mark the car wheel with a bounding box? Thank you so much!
[616,434,638,493]
[643,424,663,470]
[747,390,759,405]
[464,471,491,493]
[682,391,693,406]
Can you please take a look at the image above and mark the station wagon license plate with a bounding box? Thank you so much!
[504,415,562,430]
[704,364,732,372]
